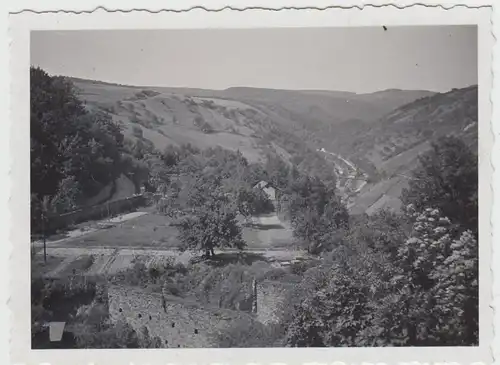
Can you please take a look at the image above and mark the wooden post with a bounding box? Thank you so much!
[42,212,47,263]
[252,279,257,314]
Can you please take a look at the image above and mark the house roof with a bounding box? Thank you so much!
[252,180,285,193]
[253,180,271,188]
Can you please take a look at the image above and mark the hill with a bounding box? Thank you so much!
[342,85,478,215]
[37,74,475,217]
[72,78,432,170]
[69,78,447,213]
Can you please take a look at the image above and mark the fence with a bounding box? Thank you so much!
[35,195,147,234]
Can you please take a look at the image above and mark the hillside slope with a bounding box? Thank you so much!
[345,85,478,215]
[72,78,477,216]
[72,78,432,173]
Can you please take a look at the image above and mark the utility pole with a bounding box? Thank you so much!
[41,211,47,263]
[252,278,257,314]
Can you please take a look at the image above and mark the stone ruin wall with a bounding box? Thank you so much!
[255,280,294,325]
[107,285,254,348]
[108,279,294,348]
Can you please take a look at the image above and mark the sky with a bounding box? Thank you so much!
[30,25,477,94]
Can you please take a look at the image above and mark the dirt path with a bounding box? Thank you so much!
[36,246,308,277]
[45,255,83,277]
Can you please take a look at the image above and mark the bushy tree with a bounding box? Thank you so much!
[264,154,290,189]
[177,188,245,258]
[431,230,478,344]
[347,209,409,259]
[30,67,86,198]
[373,206,478,346]
[285,253,374,347]
[392,206,478,345]
[401,136,478,235]
[51,176,81,214]
[236,186,275,220]
[285,175,348,253]
[31,67,126,230]
[284,205,478,347]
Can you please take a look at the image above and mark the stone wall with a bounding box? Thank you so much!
[255,280,295,325]
[107,285,254,348]
[108,279,295,348]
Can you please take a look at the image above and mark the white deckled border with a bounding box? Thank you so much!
[3,0,495,14]
[5,1,496,365]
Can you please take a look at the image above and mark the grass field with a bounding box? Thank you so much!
[62,213,181,249]
[241,214,294,250]
[48,210,294,251]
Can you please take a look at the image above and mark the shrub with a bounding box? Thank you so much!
[74,320,140,349]
[401,136,478,235]
[284,206,478,347]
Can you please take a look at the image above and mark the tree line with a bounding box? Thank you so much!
[30,67,151,233]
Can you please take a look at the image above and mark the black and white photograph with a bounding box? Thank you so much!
[27,24,483,350]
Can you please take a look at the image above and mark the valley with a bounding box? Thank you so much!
[29,25,481,350]
[71,78,477,215]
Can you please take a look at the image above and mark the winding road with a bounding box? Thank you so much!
[316,148,369,200]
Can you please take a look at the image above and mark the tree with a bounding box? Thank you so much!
[285,175,348,253]
[264,154,290,189]
[162,145,181,168]
[31,67,126,231]
[347,209,409,259]
[401,136,478,235]
[177,188,245,258]
[377,206,478,346]
[284,205,478,347]
[431,230,478,344]
[236,186,274,221]
[38,195,58,262]
[30,67,86,198]
[51,176,81,214]
[285,260,372,347]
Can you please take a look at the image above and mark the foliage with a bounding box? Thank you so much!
[74,319,141,349]
[386,206,478,345]
[286,269,370,347]
[285,175,348,253]
[110,258,184,288]
[177,188,245,257]
[401,136,478,235]
[31,67,126,231]
[31,276,98,321]
[284,206,478,347]
[346,209,409,259]
[31,276,104,348]
[236,185,275,219]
